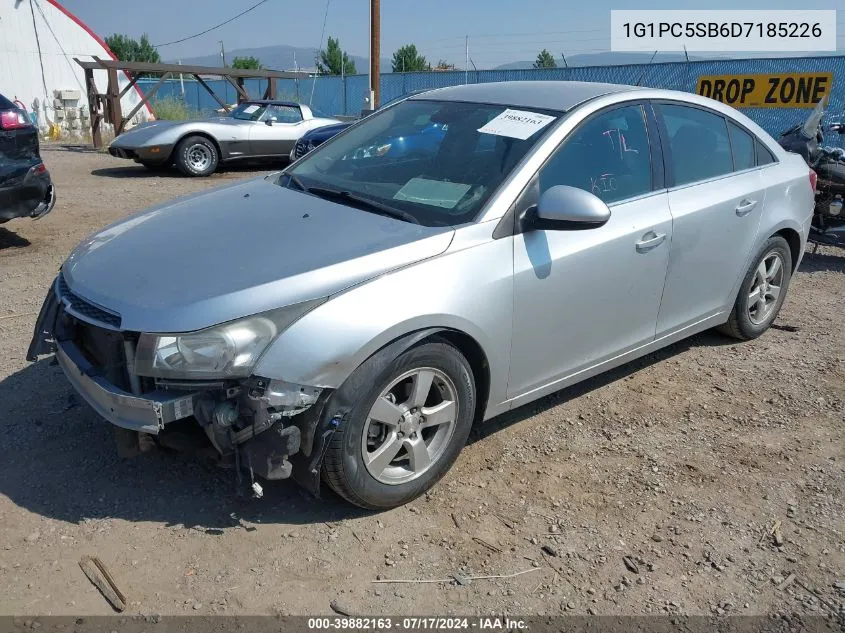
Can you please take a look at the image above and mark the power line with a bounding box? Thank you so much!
[154,0,271,48]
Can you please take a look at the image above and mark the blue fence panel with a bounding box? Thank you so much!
[137,55,844,145]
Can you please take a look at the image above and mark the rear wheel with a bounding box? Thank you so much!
[322,339,475,509]
[174,135,218,177]
[718,235,792,340]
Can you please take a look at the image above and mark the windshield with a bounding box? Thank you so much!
[284,99,560,226]
[230,102,267,121]
[801,94,829,139]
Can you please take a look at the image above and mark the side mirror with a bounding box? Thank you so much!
[530,185,611,231]
[265,117,278,126]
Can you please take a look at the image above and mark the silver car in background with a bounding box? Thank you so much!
[108,100,341,176]
[29,81,814,509]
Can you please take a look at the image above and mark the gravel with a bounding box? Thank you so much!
[0,147,843,617]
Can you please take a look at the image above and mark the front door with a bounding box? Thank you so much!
[509,103,672,398]
[248,104,305,157]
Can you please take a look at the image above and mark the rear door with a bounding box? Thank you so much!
[653,102,767,336]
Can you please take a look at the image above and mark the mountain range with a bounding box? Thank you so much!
[173,46,838,74]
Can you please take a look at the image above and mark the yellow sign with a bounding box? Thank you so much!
[696,72,833,108]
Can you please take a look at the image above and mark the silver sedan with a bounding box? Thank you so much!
[29,81,814,509]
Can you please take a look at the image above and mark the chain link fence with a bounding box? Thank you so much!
[137,55,844,145]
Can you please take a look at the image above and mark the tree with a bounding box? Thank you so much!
[533,49,557,69]
[391,44,427,73]
[104,33,161,66]
[316,36,356,75]
[231,56,263,70]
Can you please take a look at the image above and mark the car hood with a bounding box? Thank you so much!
[62,177,454,333]
[111,117,245,147]
[303,122,353,140]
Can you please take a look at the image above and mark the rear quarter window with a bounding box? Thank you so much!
[728,122,755,171]
[0,94,16,110]
[755,140,777,166]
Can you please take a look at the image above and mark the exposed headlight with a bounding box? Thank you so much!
[133,300,324,379]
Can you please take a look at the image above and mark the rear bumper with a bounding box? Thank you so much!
[55,338,199,435]
[0,165,56,222]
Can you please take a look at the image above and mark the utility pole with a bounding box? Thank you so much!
[219,40,226,68]
[465,35,469,84]
[369,0,380,108]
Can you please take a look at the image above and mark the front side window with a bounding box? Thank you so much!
[231,102,267,121]
[728,121,755,171]
[266,104,302,124]
[539,104,653,204]
[286,99,561,226]
[660,104,733,186]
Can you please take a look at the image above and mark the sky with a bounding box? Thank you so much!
[60,0,844,69]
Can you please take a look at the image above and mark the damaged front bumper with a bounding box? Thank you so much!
[55,338,198,435]
[27,279,333,487]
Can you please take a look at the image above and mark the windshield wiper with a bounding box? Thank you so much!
[283,172,307,192]
[305,186,421,225]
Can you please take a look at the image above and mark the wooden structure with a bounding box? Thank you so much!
[74,57,306,148]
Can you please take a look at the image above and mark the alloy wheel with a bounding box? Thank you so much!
[361,367,458,485]
[747,252,785,325]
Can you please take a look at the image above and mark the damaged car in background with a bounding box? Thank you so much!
[29,81,813,509]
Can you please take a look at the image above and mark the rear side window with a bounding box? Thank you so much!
[660,104,733,186]
[539,104,653,204]
[0,94,15,110]
[755,140,777,165]
[728,122,755,171]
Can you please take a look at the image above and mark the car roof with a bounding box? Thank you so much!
[409,81,638,112]
[244,99,302,108]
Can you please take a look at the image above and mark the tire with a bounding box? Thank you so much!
[718,235,792,340]
[174,135,218,177]
[322,338,475,510]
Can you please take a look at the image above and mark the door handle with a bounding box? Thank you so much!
[735,199,758,216]
[635,231,667,253]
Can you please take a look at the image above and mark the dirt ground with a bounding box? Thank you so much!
[0,146,843,619]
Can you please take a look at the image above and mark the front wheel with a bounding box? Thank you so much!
[174,135,218,177]
[718,235,793,340]
[322,339,475,509]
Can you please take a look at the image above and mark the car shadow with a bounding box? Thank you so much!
[91,161,286,180]
[0,329,739,528]
[467,329,735,445]
[0,226,32,250]
[799,248,845,273]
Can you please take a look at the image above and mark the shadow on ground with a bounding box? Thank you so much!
[91,161,283,180]
[799,248,845,274]
[0,227,32,250]
[0,327,741,529]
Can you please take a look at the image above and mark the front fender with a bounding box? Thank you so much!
[253,221,514,421]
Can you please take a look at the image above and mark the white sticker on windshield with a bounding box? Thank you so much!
[394,177,472,209]
[242,104,260,114]
[477,109,556,140]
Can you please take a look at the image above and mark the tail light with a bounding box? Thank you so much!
[808,168,818,193]
[0,109,30,130]
[32,163,46,175]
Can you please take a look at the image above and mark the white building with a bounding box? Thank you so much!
[0,0,153,137]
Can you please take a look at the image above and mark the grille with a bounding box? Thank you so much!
[293,140,307,159]
[57,274,122,330]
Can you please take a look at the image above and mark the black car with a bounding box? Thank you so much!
[0,93,56,224]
